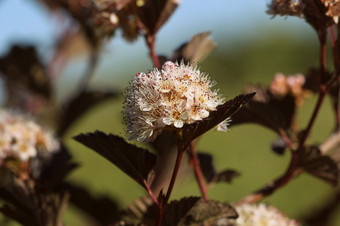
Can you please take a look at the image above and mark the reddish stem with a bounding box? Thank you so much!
[188,142,209,201]
[144,181,159,206]
[278,129,294,149]
[236,30,329,205]
[329,25,340,129]
[319,29,327,83]
[146,35,161,69]
[155,145,184,226]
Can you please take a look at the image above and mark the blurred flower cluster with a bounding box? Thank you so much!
[234,203,300,226]
[123,61,225,142]
[270,73,308,105]
[0,109,59,164]
[267,0,305,17]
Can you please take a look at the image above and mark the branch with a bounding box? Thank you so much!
[235,29,329,205]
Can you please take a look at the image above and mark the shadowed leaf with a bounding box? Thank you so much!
[74,131,157,188]
[121,196,154,225]
[0,204,39,226]
[35,144,78,190]
[300,146,339,186]
[162,197,200,226]
[171,31,217,63]
[181,93,255,147]
[177,198,237,226]
[58,91,119,136]
[0,174,69,226]
[61,182,120,225]
[198,153,240,185]
[232,85,295,133]
[136,0,180,36]
[0,45,52,98]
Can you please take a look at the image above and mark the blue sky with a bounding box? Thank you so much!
[0,0,288,54]
[0,0,312,93]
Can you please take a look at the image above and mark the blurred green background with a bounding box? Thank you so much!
[1,0,340,225]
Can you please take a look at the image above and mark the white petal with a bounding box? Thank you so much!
[174,120,183,128]
[163,117,173,125]
[200,109,209,118]
[191,115,202,120]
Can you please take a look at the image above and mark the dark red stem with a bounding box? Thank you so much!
[146,35,161,69]
[236,30,329,205]
[330,25,340,129]
[188,142,209,201]
[144,181,159,206]
[155,145,184,226]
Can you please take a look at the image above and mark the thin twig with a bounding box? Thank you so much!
[155,141,184,226]
[144,181,159,206]
[146,35,161,69]
[236,29,329,205]
[330,25,340,129]
[188,142,209,201]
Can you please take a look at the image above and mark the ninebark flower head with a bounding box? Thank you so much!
[234,203,299,226]
[123,61,225,142]
[0,109,59,164]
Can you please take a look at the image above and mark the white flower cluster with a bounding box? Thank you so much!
[0,109,59,163]
[123,61,225,142]
[234,203,299,226]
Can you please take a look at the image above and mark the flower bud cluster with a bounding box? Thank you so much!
[323,0,340,23]
[270,73,307,105]
[267,0,305,17]
[234,203,299,226]
[123,61,224,142]
[0,109,59,163]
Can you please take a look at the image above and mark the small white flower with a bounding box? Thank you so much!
[123,61,225,142]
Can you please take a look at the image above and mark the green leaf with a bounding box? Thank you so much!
[74,131,157,189]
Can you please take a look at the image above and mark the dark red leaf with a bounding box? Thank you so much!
[74,131,157,189]
[171,31,217,63]
[181,93,255,147]
[60,182,120,225]
[0,45,51,98]
[177,198,237,225]
[300,146,339,186]
[35,144,78,190]
[136,0,179,36]
[58,91,119,136]
[197,153,240,185]
[232,85,295,133]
